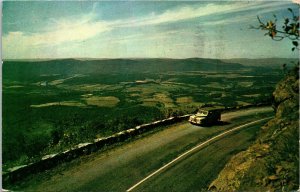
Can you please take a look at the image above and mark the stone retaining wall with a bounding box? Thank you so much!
[3,115,190,184]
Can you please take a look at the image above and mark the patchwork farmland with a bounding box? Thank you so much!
[3,58,289,171]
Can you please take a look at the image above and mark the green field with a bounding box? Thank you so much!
[3,58,283,169]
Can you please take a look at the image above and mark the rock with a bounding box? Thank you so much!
[209,68,299,191]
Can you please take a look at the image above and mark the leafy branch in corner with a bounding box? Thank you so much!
[250,8,299,51]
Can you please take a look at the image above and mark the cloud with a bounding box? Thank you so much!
[4,1,289,44]
[120,4,236,27]
[2,1,292,59]
[2,12,113,58]
[106,30,194,44]
[199,2,291,26]
[4,14,112,47]
[119,1,289,27]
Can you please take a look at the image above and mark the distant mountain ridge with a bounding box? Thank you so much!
[222,58,298,68]
[3,58,244,79]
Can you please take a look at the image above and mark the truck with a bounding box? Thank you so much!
[188,107,222,125]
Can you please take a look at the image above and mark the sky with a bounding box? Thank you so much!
[2,1,299,59]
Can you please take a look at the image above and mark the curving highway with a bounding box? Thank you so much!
[12,106,273,191]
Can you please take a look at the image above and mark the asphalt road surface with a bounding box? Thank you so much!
[13,106,273,192]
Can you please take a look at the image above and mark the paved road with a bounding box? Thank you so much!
[126,117,271,192]
[128,118,271,192]
[15,107,273,191]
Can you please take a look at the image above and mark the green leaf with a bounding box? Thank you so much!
[288,8,293,13]
[292,41,298,47]
[292,47,295,51]
[284,18,289,24]
[285,26,291,32]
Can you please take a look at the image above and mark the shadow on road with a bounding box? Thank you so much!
[191,121,231,128]
[215,121,231,126]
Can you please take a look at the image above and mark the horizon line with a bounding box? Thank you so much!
[2,57,299,61]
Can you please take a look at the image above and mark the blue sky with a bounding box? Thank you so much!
[2,1,299,59]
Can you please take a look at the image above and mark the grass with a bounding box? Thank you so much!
[83,96,120,107]
[176,96,193,104]
[201,82,229,89]
[57,83,112,91]
[140,94,174,108]
[242,94,262,98]
[236,101,252,106]
[30,101,86,108]
[6,85,24,88]
[237,81,254,87]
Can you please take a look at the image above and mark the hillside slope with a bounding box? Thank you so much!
[222,58,298,69]
[209,66,299,191]
[3,58,243,80]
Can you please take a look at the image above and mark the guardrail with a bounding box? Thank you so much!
[3,103,271,185]
[3,115,191,185]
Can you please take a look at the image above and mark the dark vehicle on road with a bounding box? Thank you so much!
[189,107,222,125]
